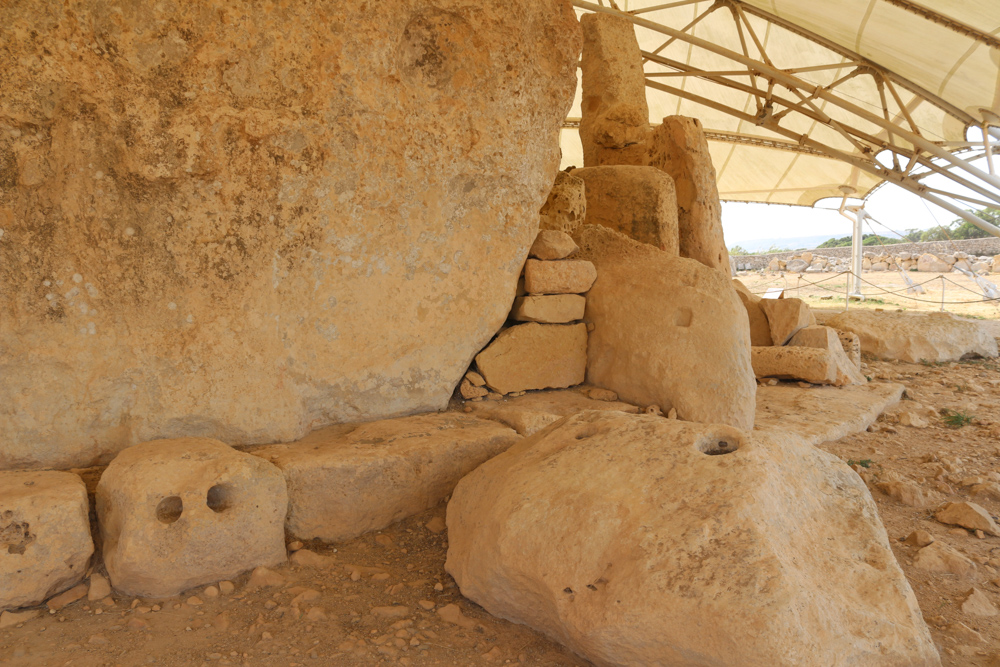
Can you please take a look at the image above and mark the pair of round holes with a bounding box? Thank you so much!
[155,484,232,524]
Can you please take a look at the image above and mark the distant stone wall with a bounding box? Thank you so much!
[732,238,1000,271]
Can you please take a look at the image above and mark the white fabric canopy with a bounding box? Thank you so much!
[564,0,1000,207]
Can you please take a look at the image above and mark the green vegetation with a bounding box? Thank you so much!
[942,410,974,428]
[846,459,874,468]
[818,207,999,247]
[728,244,790,255]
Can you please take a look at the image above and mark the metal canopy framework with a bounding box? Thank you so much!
[564,0,1000,236]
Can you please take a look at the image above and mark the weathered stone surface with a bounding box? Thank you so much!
[574,225,755,430]
[877,473,945,508]
[935,502,1000,536]
[523,259,597,295]
[511,295,586,324]
[759,298,813,345]
[917,253,953,272]
[751,346,866,386]
[573,166,678,253]
[579,13,649,166]
[754,382,904,446]
[466,387,639,435]
[529,230,579,261]
[961,588,997,616]
[838,329,862,368]
[825,311,998,362]
[647,117,730,272]
[1,471,93,611]
[97,438,287,597]
[789,325,867,384]
[733,279,773,346]
[539,171,587,234]
[0,0,582,470]
[475,323,588,395]
[446,411,938,667]
[249,413,518,542]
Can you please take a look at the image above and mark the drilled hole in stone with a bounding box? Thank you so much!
[206,484,234,513]
[702,439,739,456]
[156,496,183,524]
[1,520,32,555]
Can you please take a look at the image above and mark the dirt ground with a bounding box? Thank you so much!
[6,351,1000,665]
[737,270,1000,320]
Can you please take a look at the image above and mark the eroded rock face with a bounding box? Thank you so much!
[96,438,288,597]
[826,311,998,362]
[1,472,94,611]
[579,13,649,166]
[733,279,773,346]
[445,410,940,667]
[647,117,730,272]
[0,0,582,470]
[574,225,755,430]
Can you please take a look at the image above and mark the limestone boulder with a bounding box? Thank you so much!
[475,323,588,395]
[511,295,586,324]
[572,166,678,253]
[573,225,755,430]
[529,230,579,261]
[789,325,867,384]
[539,171,587,234]
[466,388,639,436]
[647,117,730,272]
[838,330,862,368]
[733,279,773,346]
[250,413,518,543]
[759,298,813,345]
[752,345,865,386]
[917,254,953,272]
[786,258,809,273]
[825,310,998,362]
[523,260,598,295]
[445,411,939,667]
[97,438,288,597]
[0,0,582,470]
[579,13,650,166]
[1,472,94,611]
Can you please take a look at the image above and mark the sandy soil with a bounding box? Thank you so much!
[737,270,1000,320]
[5,356,1000,666]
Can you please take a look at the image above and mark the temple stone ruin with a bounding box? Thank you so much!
[96,438,288,597]
[0,0,582,471]
[578,13,650,166]
[0,2,973,664]
[446,411,940,666]
[572,166,679,252]
[0,472,93,611]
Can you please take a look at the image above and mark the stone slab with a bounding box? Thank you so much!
[573,166,678,253]
[523,260,597,295]
[465,387,640,435]
[511,295,586,324]
[249,413,519,542]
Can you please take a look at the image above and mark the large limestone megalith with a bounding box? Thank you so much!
[445,411,940,666]
[0,0,581,469]
[573,225,755,430]
[648,116,731,272]
[579,13,650,167]
[573,166,679,253]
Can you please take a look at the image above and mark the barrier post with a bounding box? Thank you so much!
[940,276,946,312]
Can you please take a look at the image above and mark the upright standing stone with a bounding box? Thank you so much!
[1,472,94,611]
[574,225,755,430]
[733,279,773,346]
[579,13,650,167]
[0,0,582,470]
[573,166,679,253]
[648,117,730,272]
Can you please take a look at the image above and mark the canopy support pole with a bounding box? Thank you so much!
[839,197,865,300]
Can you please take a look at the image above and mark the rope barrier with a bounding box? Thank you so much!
[748,269,1000,306]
